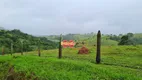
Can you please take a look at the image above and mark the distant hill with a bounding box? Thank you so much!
[0,27,5,30]
[45,32,142,46]
[134,33,142,38]
[45,33,118,46]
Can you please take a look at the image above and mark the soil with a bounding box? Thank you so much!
[78,46,89,54]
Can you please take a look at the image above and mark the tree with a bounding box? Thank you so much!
[118,35,134,45]
[127,33,134,38]
[118,35,129,45]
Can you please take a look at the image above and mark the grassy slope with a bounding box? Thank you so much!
[1,45,142,80]
[84,36,118,46]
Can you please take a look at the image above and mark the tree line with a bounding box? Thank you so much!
[109,33,142,45]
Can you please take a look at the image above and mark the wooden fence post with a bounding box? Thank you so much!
[96,30,101,64]
[2,46,4,55]
[11,43,13,55]
[59,34,62,59]
[21,40,23,55]
[38,39,41,57]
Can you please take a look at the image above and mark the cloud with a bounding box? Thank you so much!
[0,0,142,35]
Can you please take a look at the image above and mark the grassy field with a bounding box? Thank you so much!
[0,45,142,80]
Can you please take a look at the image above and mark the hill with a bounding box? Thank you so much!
[134,33,142,38]
[0,29,57,54]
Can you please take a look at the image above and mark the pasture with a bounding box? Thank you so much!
[0,45,142,80]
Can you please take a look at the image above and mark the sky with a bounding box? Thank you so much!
[0,0,142,35]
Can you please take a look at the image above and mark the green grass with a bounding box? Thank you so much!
[0,45,142,80]
[0,56,12,79]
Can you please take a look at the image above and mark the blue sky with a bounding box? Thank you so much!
[0,0,142,35]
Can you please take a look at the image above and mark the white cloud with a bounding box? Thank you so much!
[0,0,142,35]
